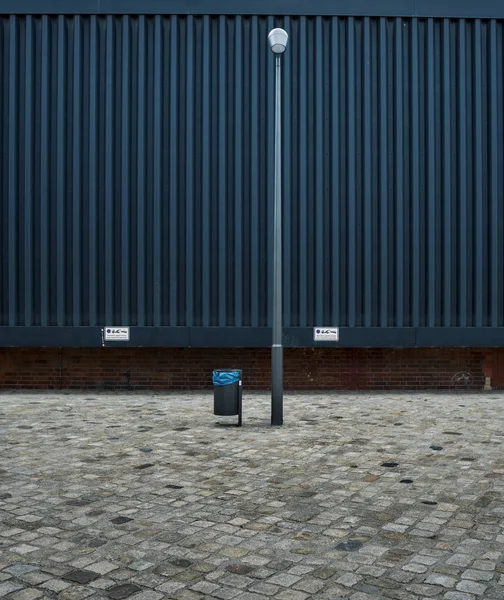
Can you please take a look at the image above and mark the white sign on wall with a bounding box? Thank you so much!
[313,327,339,342]
[104,327,130,341]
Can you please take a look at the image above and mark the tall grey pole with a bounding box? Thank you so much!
[271,53,283,426]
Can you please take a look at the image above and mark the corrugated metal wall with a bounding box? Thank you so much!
[1,14,503,330]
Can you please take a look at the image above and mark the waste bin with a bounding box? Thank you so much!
[213,369,242,426]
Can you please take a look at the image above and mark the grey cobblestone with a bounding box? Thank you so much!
[1,392,504,600]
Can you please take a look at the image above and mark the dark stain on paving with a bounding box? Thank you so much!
[430,446,444,451]
[335,540,364,552]
[139,448,153,453]
[443,431,463,435]
[110,516,134,524]
[134,463,155,470]
[400,479,413,484]
[171,558,192,567]
[225,564,254,574]
[166,484,183,489]
[381,462,399,468]
[421,500,438,505]
[106,583,142,599]
[63,569,100,584]
[65,499,93,507]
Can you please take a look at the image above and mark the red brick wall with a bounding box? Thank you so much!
[0,347,487,390]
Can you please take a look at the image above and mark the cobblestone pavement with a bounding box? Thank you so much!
[1,392,504,600]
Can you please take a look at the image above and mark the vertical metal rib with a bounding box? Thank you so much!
[427,18,436,326]
[474,20,483,327]
[331,16,340,327]
[152,15,162,325]
[8,16,18,326]
[136,15,146,326]
[169,16,178,326]
[379,18,388,327]
[363,17,372,327]
[298,16,308,326]
[489,20,499,327]
[250,17,259,327]
[234,16,243,326]
[88,15,97,326]
[24,16,33,326]
[282,16,292,328]
[458,20,467,327]
[56,15,66,326]
[73,15,81,326]
[315,16,324,325]
[442,19,451,327]
[121,16,130,324]
[411,18,420,327]
[201,15,211,326]
[347,17,356,327]
[218,15,227,326]
[104,15,114,324]
[40,15,49,326]
[185,15,194,326]
[395,17,404,327]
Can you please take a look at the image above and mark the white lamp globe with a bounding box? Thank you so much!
[268,28,288,54]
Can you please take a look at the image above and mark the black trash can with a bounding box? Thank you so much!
[213,369,242,426]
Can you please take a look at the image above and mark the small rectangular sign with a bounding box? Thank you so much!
[314,327,339,342]
[104,327,130,341]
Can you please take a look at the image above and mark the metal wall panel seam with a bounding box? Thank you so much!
[442,18,451,327]
[8,16,18,326]
[136,14,146,326]
[201,14,210,326]
[88,15,98,326]
[105,15,114,324]
[234,15,243,326]
[458,19,467,327]
[24,15,33,326]
[121,16,130,324]
[186,15,194,325]
[169,16,178,326]
[489,19,499,327]
[298,16,308,326]
[347,17,356,327]
[56,15,66,326]
[410,18,420,327]
[315,16,324,326]
[363,17,372,327]
[282,15,292,328]
[427,18,435,326]
[152,15,162,325]
[250,16,259,327]
[474,19,483,327]
[72,15,82,326]
[379,18,388,327]
[218,15,226,326]
[395,17,404,327]
[331,16,340,327]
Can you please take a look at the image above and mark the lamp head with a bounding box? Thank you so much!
[268,28,288,54]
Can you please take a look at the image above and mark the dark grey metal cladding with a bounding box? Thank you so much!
[1,13,503,334]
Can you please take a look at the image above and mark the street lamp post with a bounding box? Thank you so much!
[268,28,288,426]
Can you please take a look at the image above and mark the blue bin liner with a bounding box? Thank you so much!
[213,370,241,386]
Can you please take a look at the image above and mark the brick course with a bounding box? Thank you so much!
[0,347,488,390]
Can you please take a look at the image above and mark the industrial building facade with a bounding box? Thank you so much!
[1,0,504,389]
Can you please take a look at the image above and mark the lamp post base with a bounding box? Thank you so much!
[271,344,283,426]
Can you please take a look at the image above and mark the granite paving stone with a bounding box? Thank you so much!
[1,392,504,599]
